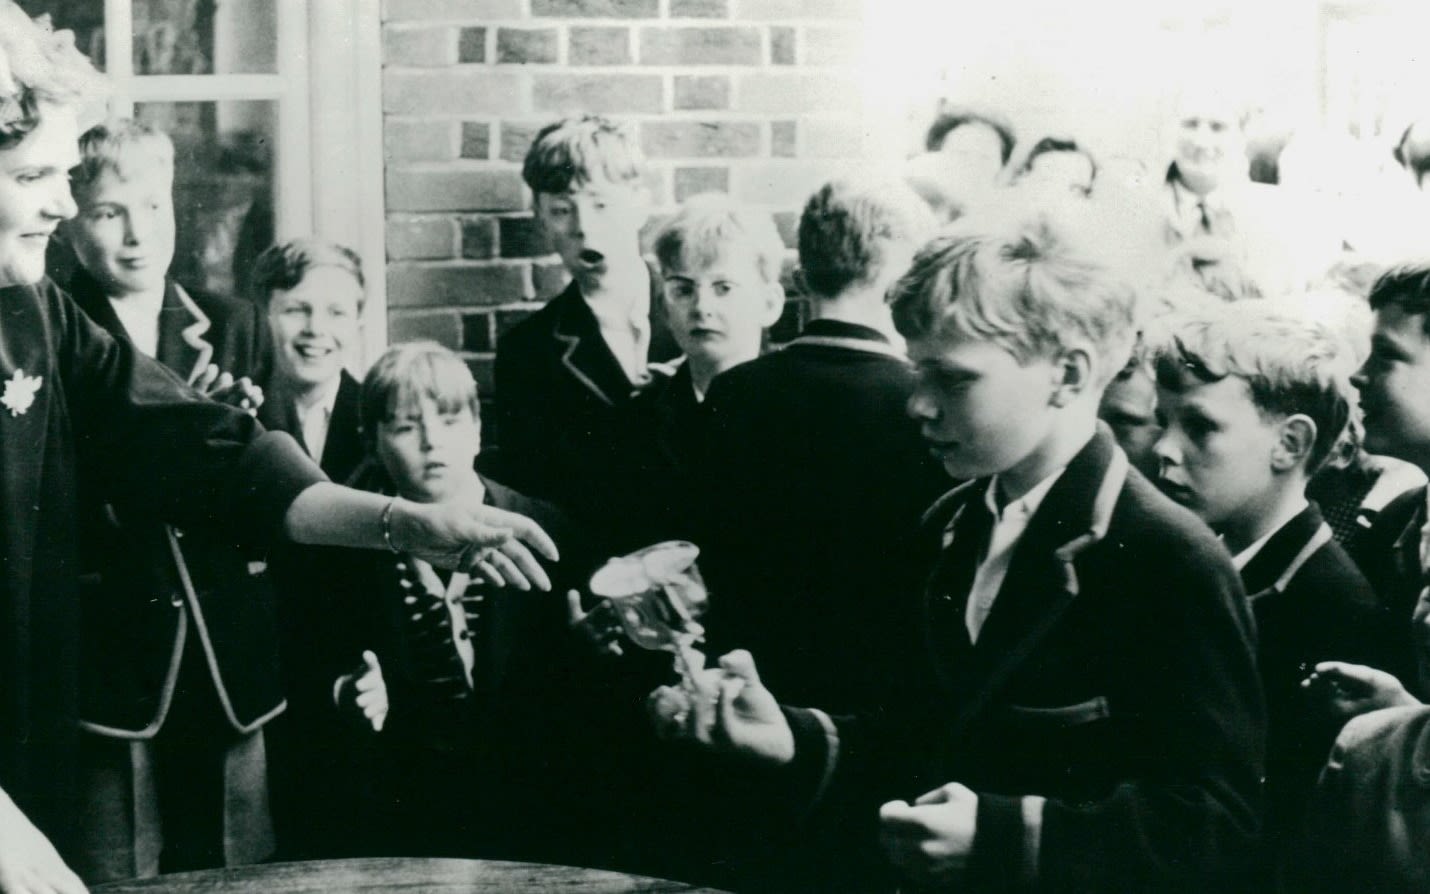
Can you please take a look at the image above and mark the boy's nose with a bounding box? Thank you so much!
[45,183,77,221]
[906,389,935,421]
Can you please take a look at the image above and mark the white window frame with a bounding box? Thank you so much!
[94,0,387,365]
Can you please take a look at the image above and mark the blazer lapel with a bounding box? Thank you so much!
[947,430,1128,737]
[0,287,54,616]
[155,281,213,386]
[551,284,633,407]
[320,372,364,482]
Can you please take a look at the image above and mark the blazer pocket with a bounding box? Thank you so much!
[1006,695,1111,728]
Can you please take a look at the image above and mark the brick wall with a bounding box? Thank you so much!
[381,0,871,395]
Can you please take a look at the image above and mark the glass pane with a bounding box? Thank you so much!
[134,0,278,75]
[136,100,276,300]
[17,0,106,71]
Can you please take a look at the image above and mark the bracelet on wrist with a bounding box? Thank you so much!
[380,497,402,554]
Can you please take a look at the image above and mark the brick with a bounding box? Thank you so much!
[384,71,521,115]
[569,27,631,65]
[387,263,528,307]
[642,168,668,207]
[384,26,455,67]
[674,166,728,201]
[670,0,728,15]
[389,311,463,349]
[499,216,553,258]
[385,119,455,162]
[386,170,525,212]
[499,121,542,163]
[734,74,856,113]
[532,0,657,16]
[673,75,729,110]
[769,27,795,65]
[498,28,558,64]
[641,120,760,158]
[732,0,860,19]
[496,308,539,338]
[532,74,663,114]
[385,0,522,21]
[467,357,497,397]
[640,27,760,65]
[461,217,498,259]
[733,161,853,206]
[458,27,487,63]
[805,26,859,65]
[771,120,796,157]
[801,117,865,157]
[462,313,495,352]
[773,210,797,248]
[387,217,456,260]
[460,122,490,159]
[532,262,570,298]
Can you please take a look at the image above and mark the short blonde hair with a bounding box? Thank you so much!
[360,342,480,451]
[0,3,105,149]
[653,192,785,284]
[249,238,365,311]
[71,119,174,198]
[1152,301,1356,474]
[890,205,1138,385]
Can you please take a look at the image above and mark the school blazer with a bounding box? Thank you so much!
[0,278,323,845]
[69,270,290,738]
[257,370,365,485]
[491,274,679,538]
[782,428,1266,892]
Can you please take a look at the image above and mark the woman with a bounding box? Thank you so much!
[0,6,557,890]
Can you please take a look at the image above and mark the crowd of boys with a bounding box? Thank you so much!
[20,63,1430,894]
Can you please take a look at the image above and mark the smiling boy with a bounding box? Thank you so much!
[652,205,1264,893]
[1151,301,1387,879]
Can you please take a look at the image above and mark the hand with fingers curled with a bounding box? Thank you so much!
[878,782,979,889]
[335,650,389,732]
[567,590,626,657]
[386,497,559,591]
[1301,660,1421,722]
[646,649,795,765]
[193,364,264,414]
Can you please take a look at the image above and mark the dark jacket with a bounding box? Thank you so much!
[1241,502,1387,863]
[0,278,323,853]
[1352,484,1428,695]
[621,359,705,546]
[257,369,365,485]
[1289,704,1430,893]
[697,319,948,714]
[491,274,679,550]
[782,429,1266,892]
[274,469,584,859]
[70,271,287,737]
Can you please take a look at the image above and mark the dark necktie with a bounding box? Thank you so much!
[925,493,996,676]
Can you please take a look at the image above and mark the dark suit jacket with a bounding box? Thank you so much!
[619,359,704,547]
[69,271,289,738]
[491,273,679,549]
[257,369,365,485]
[1242,502,1387,860]
[273,469,588,859]
[1353,485,1427,695]
[783,429,1265,892]
[0,278,323,853]
[696,319,948,714]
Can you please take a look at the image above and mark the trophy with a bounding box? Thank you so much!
[585,541,710,690]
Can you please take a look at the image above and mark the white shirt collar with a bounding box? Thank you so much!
[583,274,652,385]
[108,288,167,359]
[984,464,1067,525]
[1231,496,1309,572]
[294,377,343,463]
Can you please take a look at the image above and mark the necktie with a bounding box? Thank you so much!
[926,494,996,669]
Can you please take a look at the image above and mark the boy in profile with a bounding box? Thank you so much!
[493,115,679,543]
[653,205,1265,892]
[1151,301,1387,874]
[696,178,945,717]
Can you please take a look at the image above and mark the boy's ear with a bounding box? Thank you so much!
[1049,346,1094,407]
[759,281,787,327]
[1271,414,1317,472]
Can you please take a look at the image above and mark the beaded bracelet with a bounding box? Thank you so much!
[381,497,401,554]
